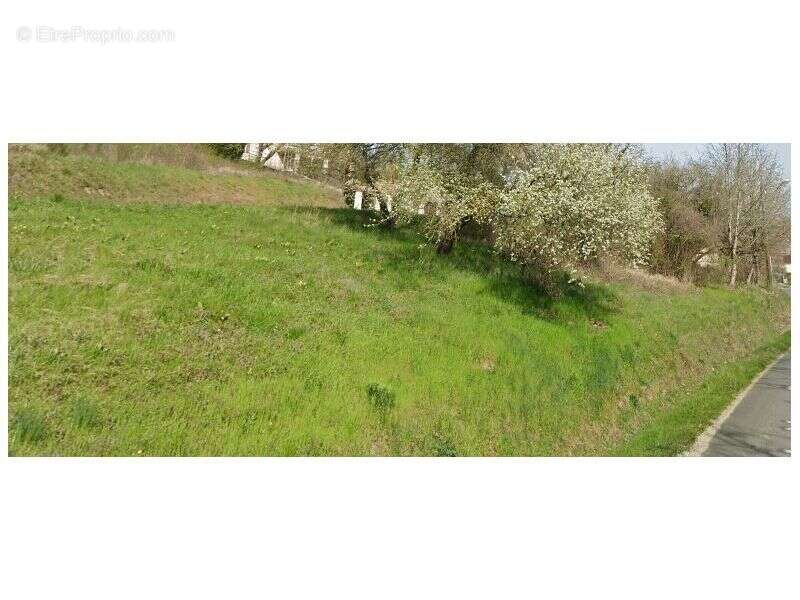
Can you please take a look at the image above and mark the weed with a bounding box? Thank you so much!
[13,407,47,443]
[286,326,306,340]
[432,434,458,457]
[367,383,396,411]
[71,397,100,428]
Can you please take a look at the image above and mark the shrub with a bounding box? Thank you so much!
[207,143,246,161]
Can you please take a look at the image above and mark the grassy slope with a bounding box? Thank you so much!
[7,152,790,456]
[614,331,789,455]
[8,146,341,208]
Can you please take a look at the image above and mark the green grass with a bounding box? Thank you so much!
[9,145,340,208]
[614,331,790,456]
[7,152,791,456]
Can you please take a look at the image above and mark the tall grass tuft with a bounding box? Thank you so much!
[71,397,100,428]
[13,407,47,443]
[367,383,396,411]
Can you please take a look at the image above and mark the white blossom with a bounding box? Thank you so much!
[380,144,663,280]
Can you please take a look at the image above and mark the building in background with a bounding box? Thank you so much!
[776,250,791,284]
[241,143,311,173]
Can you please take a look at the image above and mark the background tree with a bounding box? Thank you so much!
[696,144,789,286]
[312,144,404,208]
[648,159,717,280]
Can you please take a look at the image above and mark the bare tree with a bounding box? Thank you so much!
[698,144,789,286]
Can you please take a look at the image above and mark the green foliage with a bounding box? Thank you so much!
[382,161,499,251]
[207,143,246,161]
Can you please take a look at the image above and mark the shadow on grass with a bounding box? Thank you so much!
[290,206,618,325]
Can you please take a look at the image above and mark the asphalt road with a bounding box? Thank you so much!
[701,352,791,457]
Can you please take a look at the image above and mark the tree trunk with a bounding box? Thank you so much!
[728,231,739,286]
[682,261,694,283]
[766,254,774,289]
[436,237,455,255]
[728,190,742,287]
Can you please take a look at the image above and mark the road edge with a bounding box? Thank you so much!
[682,352,787,457]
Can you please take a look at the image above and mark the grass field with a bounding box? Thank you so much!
[7,148,791,456]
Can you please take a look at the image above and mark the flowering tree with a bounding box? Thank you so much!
[382,144,662,281]
[493,144,662,276]
[380,160,499,253]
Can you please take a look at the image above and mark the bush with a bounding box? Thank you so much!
[207,143,246,161]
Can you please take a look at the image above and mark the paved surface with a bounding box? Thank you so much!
[701,352,791,457]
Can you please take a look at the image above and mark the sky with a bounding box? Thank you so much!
[643,143,791,179]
